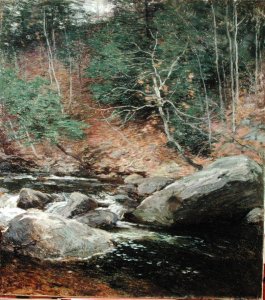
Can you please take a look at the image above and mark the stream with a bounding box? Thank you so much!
[0,174,263,297]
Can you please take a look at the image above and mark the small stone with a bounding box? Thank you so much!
[124,174,144,184]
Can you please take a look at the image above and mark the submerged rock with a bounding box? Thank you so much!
[133,156,263,227]
[76,209,118,228]
[2,210,114,261]
[17,188,55,210]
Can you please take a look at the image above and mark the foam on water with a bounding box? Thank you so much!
[0,194,19,208]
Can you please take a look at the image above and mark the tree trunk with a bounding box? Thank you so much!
[196,52,212,151]
[233,1,239,133]
[43,10,62,101]
[211,2,225,120]
[226,3,236,134]
[152,75,202,170]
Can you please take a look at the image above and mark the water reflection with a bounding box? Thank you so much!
[0,173,263,297]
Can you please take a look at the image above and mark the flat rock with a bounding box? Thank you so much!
[152,161,180,178]
[2,210,114,261]
[133,156,263,227]
[137,177,174,196]
[75,209,118,228]
[124,174,144,184]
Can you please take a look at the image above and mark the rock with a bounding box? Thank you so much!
[244,128,265,143]
[50,193,66,203]
[49,159,80,176]
[109,149,127,159]
[133,156,263,227]
[0,155,37,173]
[112,194,138,213]
[116,184,137,196]
[2,210,114,261]
[46,192,98,218]
[240,119,251,126]
[0,208,25,229]
[152,161,180,178]
[17,188,55,210]
[0,188,9,194]
[137,177,174,196]
[124,174,144,184]
[75,209,118,228]
[245,208,263,225]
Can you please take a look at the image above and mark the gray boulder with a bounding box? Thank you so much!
[75,209,118,228]
[46,192,98,218]
[17,188,55,210]
[245,208,263,225]
[124,174,144,184]
[137,177,174,196]
[133,156,263,227]
[152,161,180,178]
[112,194,138,212]
[0,207,25,229]
[2,210,113,261]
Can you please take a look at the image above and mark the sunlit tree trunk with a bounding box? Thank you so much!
[233,0,239,133]
[196,52,212,151]
[211,2,224,121]
[255,13,261,94]
[43,10,61,99]
[226,2,236,134]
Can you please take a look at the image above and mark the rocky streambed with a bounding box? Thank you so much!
[0,155,263,297]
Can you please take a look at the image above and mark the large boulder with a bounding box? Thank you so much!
[0,208,25,229]
[75,209,118,228]
[2,210,114,261]
[133,156,263,227]
[17,188,55,210]
[137,177,174,196]
[45,192,98,218]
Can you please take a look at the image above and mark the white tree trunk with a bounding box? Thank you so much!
[211,2,224,120]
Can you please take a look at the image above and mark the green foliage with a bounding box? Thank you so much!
[87,3,213,153]
[0,0,85,51]
[0,68,86,145]
[87,0,265,155]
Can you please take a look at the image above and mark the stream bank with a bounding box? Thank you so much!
[0,155,263,297]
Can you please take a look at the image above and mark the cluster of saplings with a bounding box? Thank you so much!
[0,0,264,166]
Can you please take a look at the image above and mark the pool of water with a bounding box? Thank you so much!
[0,174,263,297]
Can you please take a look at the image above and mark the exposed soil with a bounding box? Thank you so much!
[10,48,206,177]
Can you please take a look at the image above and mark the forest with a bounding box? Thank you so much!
[0,0,264,298]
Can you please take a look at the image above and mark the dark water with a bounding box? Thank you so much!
[0,174,263,297]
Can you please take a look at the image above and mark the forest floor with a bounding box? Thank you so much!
[11,48,265,178]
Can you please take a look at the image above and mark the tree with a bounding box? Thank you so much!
[87,0,265,165]
[87,3,221,168]
[0,68,86,156]
[0,0,84,50]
